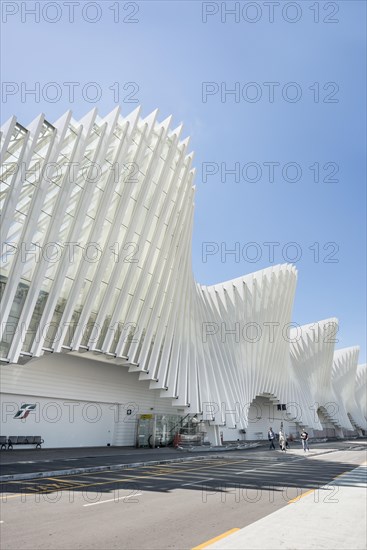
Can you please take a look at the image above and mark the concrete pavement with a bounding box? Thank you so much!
[204,459,367,550]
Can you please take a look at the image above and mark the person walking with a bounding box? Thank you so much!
[268,427,276,450]
[279,429,287,452]
[300,429,309,451]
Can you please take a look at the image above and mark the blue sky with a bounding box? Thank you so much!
[1,0,366,362]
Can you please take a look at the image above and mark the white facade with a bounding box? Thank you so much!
[1,354,181,448]
[0,108,366,446]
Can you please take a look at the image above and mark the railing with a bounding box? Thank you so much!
[171,415,205,447]
[168,413,192,437]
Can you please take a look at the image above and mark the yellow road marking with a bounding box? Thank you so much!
[192,528,240,549]
[1,461,224,486]
[288,466,359,503]
[288,489,315,503]
[45,477,84,485]
[142,468,184,475]
[3,469,133,483]
[1,459,249,500]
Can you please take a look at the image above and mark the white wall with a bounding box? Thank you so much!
[0,353,182,448]
[2,393,116,448]
[245,397,299,440]
[217,397,301,443]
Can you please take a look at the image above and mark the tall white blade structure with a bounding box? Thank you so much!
[1,108,365,436]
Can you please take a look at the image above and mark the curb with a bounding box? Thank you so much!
[0,454,222,482]
[177,442,262,452]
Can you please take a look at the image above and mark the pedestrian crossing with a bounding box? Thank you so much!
[1,454,358,501]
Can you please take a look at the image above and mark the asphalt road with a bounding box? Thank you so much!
[1,442,366,550]
[0,445,216,478]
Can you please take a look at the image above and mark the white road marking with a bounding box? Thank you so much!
[236,468,261,475]
[235,458,305,475]
[83,493,142,507]
[181,478,213,487]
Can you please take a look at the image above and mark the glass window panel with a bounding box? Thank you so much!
[32,212,51,247]
[4,213,25,248]
[65,246,84,281]
[101,253,117,285]
[148,247,161,276]
[80,311,97,347]
[44,259,59,282]
[146,215,158,244]
[98,219,112,251]
[116,223,128,245]
[1,159,19,188]
[139,272,152,301]
[80,214,94,241]
[40,275,54,294]
[121,196,136,228]
[21,245,42,282]
[144,179,157,210]
[87,187,103,219]
[66,184,83,216]
[155,190,168,219]
[0,280,29,356]
[58,213,73,243]
[106,191,121,224]
[22,288,49,352]
[44,295,68,348]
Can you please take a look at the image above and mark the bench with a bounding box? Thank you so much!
[7,436,44,449]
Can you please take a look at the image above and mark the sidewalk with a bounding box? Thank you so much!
[205,462,367,550]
